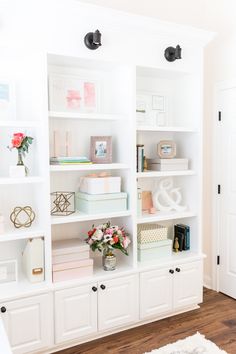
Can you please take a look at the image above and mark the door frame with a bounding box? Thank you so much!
[212,79,236,291]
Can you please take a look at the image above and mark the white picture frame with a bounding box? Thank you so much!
[48,74,100,113]
[136,91,168,127]
[0,79,16,120]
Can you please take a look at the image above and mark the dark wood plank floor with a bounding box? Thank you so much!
[56,289,236,354]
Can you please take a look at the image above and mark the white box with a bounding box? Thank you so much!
[79,176,121,194]
[22,238,45,283]
[0,259,17,284]
[138,239,172,262]
[9,165,25,178]
[147,158,188,171]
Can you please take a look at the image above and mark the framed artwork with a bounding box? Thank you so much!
[90,136,112,164]
[0,79,16,120]
[157,140,176,159]
[48,74,99,113]
[136,91,168,127]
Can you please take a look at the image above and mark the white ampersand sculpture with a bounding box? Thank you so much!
[153,178,187,212]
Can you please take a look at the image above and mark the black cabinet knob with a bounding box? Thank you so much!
[100,284,106,290]
[1,306,6,313]
[169,269,174,274]
[92,286,97,292]
[175,268,181,272]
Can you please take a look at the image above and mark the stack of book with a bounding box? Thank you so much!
[174,224,190,251]
[50,156,92,165]
[136,144,144,172]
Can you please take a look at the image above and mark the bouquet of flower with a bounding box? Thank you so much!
[8,133,33,156]
[85,221,131,255]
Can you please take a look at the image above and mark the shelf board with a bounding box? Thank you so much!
[138,251,205,270]
[0,176,44,185]
[137,211,196,224]
[136,125,198,133]
[0,229,45,242]
[0,120,41,128]
[136,170,196,178]
[49,111,124,121]
[50,163,129,172]
[51,210,132,225]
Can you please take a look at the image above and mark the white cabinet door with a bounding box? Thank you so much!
[98,274,138,331]
[1,293,53,354]
[140,268,173,320]
[173,261,203,310]
[55,283,97,344]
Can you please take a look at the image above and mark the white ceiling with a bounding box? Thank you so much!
[78,0,236,34]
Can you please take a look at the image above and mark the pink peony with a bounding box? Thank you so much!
[11,133,25,148]
[122,236,131,249]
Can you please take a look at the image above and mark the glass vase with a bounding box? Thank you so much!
[17,150,28,176]
[102,249,116,271]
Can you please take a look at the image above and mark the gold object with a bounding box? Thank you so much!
[32,268,43,275]
[143,156,148,172]
[10,206,35,228]
[174,237,179,252]
[51,191,75,216]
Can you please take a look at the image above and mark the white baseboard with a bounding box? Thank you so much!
[203,274,212,289]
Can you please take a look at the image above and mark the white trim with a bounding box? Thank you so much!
[212,79,236,291]
[203,275,212,289]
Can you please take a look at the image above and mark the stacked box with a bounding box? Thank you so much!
[79,176,121,194]
[147,158,188,171]
[138,223,168,244]
[52,239,93,282]
[76,192,127,214]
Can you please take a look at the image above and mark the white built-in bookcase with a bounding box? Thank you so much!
[0,50,203,299]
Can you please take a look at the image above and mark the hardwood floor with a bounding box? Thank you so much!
[56,289,236,354]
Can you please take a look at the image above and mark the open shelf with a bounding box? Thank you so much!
[137,211,196,224]
[136,170,196,178]
[50,163,129,172]
[0,177,44,185]
[51,210,132,225]
[0,228,45,242]
[136,126,198,133]
[49,111,125,121]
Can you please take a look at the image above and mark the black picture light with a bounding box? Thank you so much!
[164,45,182,62]
[84,29,102,50]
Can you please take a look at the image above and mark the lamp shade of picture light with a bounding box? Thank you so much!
[84,29,102,50]
[164,45,182,62]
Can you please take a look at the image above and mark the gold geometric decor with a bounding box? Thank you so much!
[10,206,36,228]
[51,191,75,216]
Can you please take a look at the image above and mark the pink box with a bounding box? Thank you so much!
[52,251,90,265]
[52,239,89,256]
[52,258,93,283]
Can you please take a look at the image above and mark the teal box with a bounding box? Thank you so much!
[138,239,172,262]
[76,192,127,214]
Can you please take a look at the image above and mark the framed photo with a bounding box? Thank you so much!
[90,136,112,164]
[0,79,16,120]
[136,91,168,127]
[157,140,176,159]
[152,95,165,111]
[48,74,99,113]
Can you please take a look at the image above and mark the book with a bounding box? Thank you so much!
[136,144,144,172]
[174,224,190,251]
[50,156,92,165]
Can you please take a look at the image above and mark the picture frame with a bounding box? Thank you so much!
[90,136,112,164]
[157,140,176,159]
[48,74,100,113]
[0,79,16,120]
[136,91,168,127]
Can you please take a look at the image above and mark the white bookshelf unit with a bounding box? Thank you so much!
[0,2,214,354]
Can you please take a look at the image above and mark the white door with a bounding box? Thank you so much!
[1,293,53,354]
[55,283,97,344]
[217,85,236,298]
[173,261,202,309]
[140,268,172,320]
[98,274,138,331]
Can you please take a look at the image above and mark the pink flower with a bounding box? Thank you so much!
[122,236,131,249]
[11,133,25,148]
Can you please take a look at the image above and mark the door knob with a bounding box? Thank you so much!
[169,269,174,274]
[175,268,181,272]
[92,286,97,292]
[1,306,6,313]
[100,284,106,290]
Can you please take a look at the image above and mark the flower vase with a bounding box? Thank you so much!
[102,249,116,271]
[9,150,27,178]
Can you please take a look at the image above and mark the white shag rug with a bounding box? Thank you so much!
[144,333,228,354]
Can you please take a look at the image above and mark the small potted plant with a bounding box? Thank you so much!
[85,221,131,271]
[8,132,33,177]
